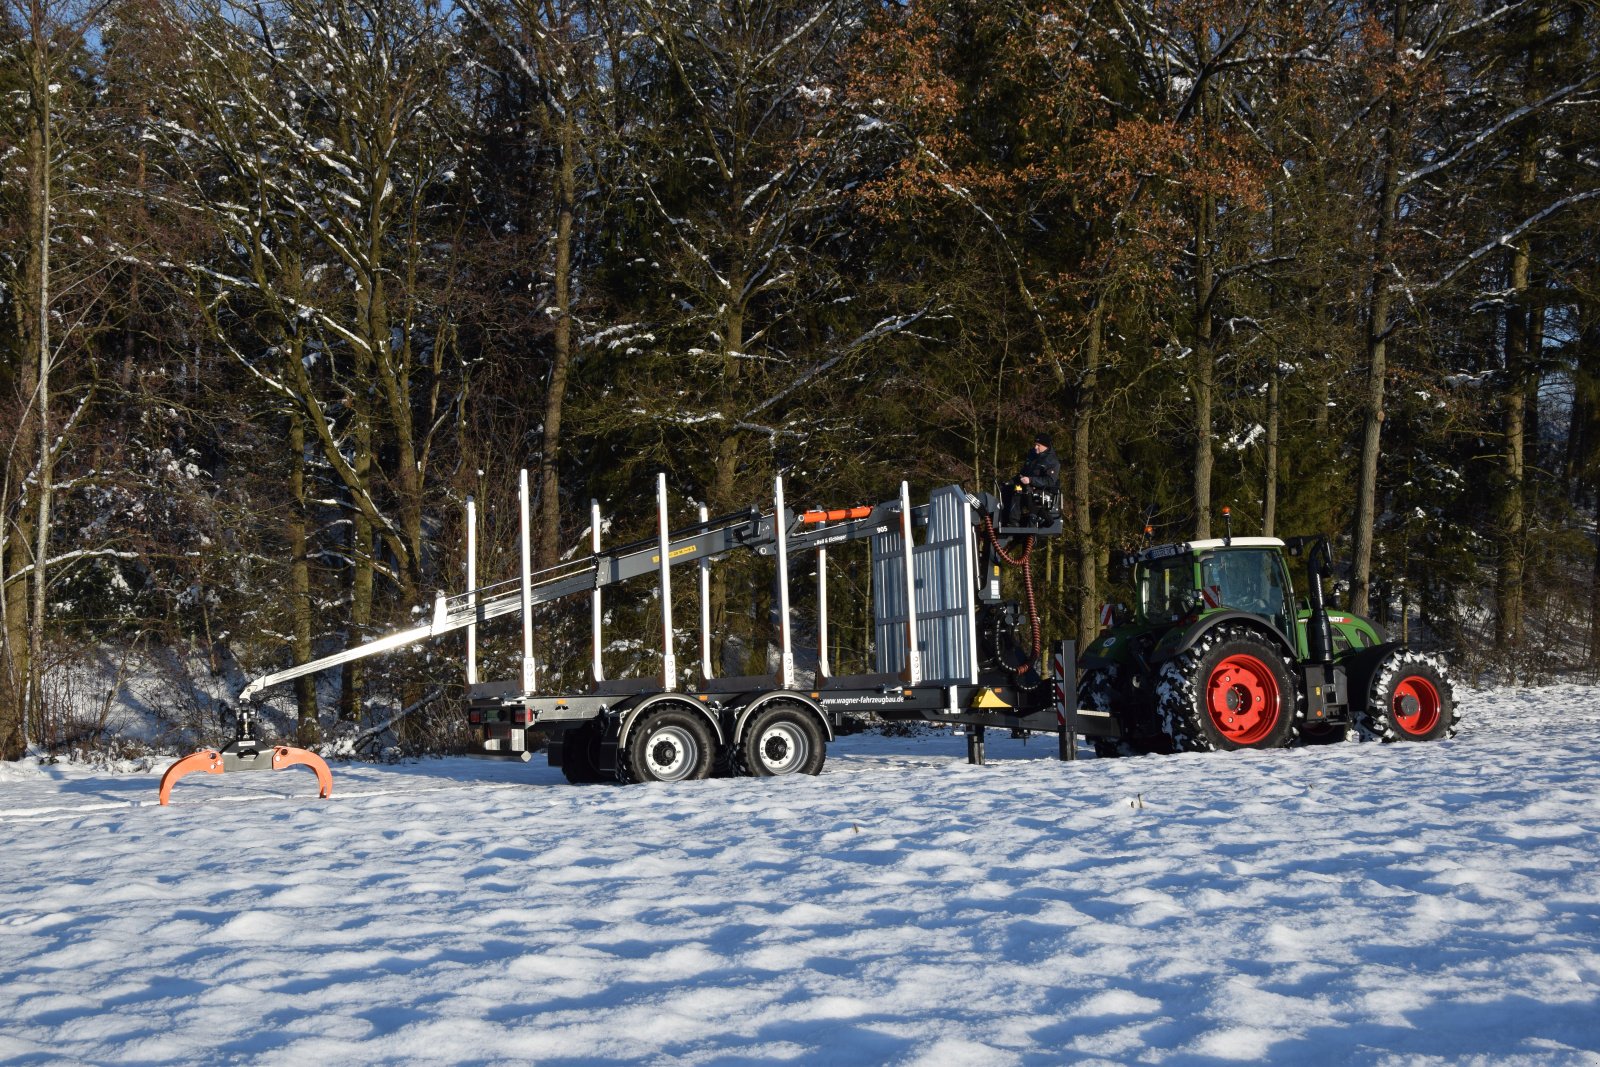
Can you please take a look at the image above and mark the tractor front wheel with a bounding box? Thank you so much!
[1358,651,1457,742]
[1157,625,1300,752]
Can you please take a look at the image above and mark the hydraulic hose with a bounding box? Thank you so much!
[983,517,1043,685]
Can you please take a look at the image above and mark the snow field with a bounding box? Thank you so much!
[1,685,1599,1065]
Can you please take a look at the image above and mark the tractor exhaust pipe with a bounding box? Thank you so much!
[1305,537,1336,665]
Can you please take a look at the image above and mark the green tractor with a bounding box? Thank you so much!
[1077,528,1456,756]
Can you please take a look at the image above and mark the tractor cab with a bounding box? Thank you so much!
[1134,537,1296,646]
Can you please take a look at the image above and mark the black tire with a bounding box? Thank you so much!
[1357,651,1457,742]
[619,705,716,784]
[1079,667,1128,758]
[1079,664,1175,757]
[1077,666,1118,715]
[557,722,606,784]
[1157,624,1301,752]
[736,702,827,777]
[1299,722,1350,746]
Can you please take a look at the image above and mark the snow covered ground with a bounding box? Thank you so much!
[2,685,1598,1066]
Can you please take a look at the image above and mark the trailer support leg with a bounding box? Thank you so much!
[966,724,986,766]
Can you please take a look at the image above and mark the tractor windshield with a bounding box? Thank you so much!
[1139,555,1196,620]
[1199,548,1290,626]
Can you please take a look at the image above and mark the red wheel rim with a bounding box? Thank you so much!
[1206,654,1281,745]
[1392,675,1441,736]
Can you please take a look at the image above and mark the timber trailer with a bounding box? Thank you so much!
[230,474,1104,785]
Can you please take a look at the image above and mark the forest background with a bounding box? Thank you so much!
[2,0,1597,758]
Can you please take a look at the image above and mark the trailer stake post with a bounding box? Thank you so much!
[774,476,795,689]
[899,481,921,685]
[657,473,676,690]
[518,470,536,694]
[816,547,830,681]
[466,496,478,686]
[591,500,604,683]
[699,505,713,683]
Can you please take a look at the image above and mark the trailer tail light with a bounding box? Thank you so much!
[468,709,483,725]
[512,708,535,726]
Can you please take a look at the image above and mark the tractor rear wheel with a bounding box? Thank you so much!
[1157,624,1300,752]
[1358,651,1457,742]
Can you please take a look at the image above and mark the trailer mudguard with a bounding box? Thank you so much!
[615,692,727,751]
[729,691,835,745]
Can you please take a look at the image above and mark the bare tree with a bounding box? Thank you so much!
[0,0,109,757]
[148,0,466,723]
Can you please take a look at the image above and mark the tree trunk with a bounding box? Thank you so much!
[288,408,319,742]
[706,293,747,673]
[0,529,30,758]
[538,109,578,571]
[25,24,54,748]
[1263,200,1282,538]
[1495,248,1528,653]
[340,413,376,723]
[1578,294,1600,667]
[1495,4,1550,654]
[1192,202,1215,541]
[1264,358,1280,538]
[1073,302,1104,644]
[1351,46,1406,617]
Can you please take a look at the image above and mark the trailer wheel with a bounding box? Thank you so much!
[1357,651,1457,742]
[558,723,606,784]
[1157,624,1300,752]
[738,703,826,777]
[621,706,716,784]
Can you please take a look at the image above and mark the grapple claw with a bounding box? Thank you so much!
[157,709,333,805]
[271,746,333,798]
[158,750,224,805]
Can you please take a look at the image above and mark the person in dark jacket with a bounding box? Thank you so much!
[1003,433,1061,526]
